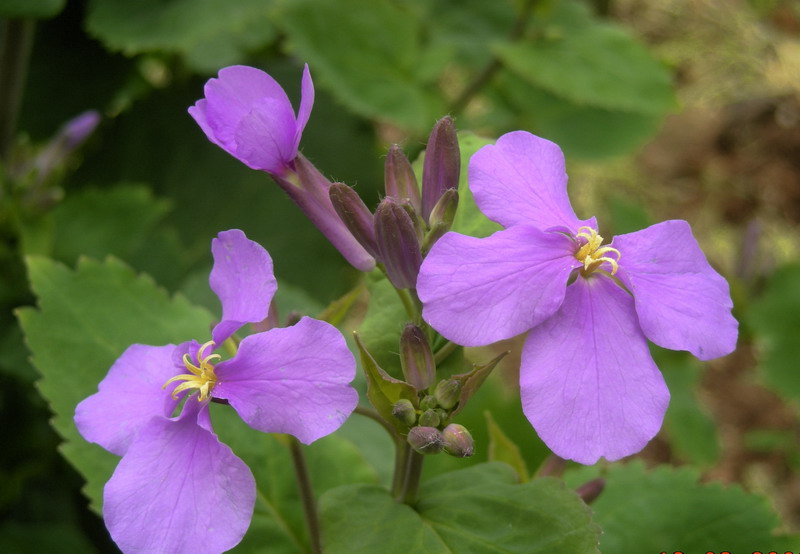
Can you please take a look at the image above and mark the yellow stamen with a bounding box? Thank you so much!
[574,226,621,275]
[163,340,219,402]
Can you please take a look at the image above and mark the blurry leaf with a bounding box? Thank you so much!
[451,132,503,239]
[316,283,365,327]
[654,347,720,467]
[0,521,95,554]
[280,0,442,132]
[494,1,675,115]
[0,0,64,18]
[358,271,407,377]
[449,351,508,417]
[565,461,794,552]
[749,263,800,405]
[86,0,276,72]
[321,463,600,553]
[17,256,214,511]
[607,194,652,235]
[485,411,530,482]
[354,332,417,434]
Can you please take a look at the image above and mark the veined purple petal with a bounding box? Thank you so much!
[521,276,670,465]
[613,220,738,360]
[188,99,229,154]
[103,400,255,554]
[418,225,580,346]
[295,64,314,150]
[233,97,298,174]
[210,229,278,346]
[470,131,591,232]
[75,344,179,456]
[202,65,292,153]
[213,317,358,444]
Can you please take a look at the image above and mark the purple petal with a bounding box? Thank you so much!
[203,65,292,153]
[521,276,670,464]
[210,229,278,346]
[613,220,738,360]
[103,401,255,554]
[188,99,230,154]
[213,317,358,444]
[75,344,179,456]
[233,97,298,173]
[469,131,591,232]
[418,226,580,346]
[294,64,314,150]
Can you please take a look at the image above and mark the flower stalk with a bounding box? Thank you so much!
[288,436,322,554]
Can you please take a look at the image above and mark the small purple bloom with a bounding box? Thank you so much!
[75,229,358,553]
[417,131,738,465]
[189,65,314,176]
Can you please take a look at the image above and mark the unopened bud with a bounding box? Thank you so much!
[374,198,422,289]
[418,409,440,428]
[575,478,605,505]
[392,399,417,427]
[422,189,459,253]
[420,395,438,411]
[407,426,444,455]
[330,183,379,257]
[400,324,435,391]
[434,379,461,411]
[421,116,460,222]
[385,144,421,214]
[442,424,474,458]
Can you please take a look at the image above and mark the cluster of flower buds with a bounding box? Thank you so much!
[330,116,460,289]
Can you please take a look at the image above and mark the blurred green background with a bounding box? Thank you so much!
[2,0,800,551]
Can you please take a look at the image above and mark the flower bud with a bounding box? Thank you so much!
[329,182,379,257]
[420,395,438,411]
[385,144,421,214]
[374,198,422,289]
[418,409,440,428]
[442,424,474,458]
[421,116,460,222]
[422,189,459,254]
[407,426,444,455]
[400,324,435,391]
[392,399,417,427]
[434,379,461,411]
[575,478,605,505]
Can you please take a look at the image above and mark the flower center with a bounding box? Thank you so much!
[163,340,220,402]
[574,226,621,275]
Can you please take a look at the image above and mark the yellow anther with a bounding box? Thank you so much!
[163,340,219,402]
[574,226,621,275]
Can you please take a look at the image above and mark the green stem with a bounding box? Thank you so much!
[354,405,398,441]
[433,340,459,365]
[0,19,35,160]
[399,450,425,505]
[288,437,322,554]
[391,442,411,500]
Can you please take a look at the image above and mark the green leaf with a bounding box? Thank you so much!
[280,0,442,132]
[354,332,417,434]
[748,263,800,405]
[86,0,276,72]
[493,1,675,116]
[0,0,64,18]
[449,351,508,418]
[565,461,794,552]
[17,256,214,512]
[654,348,720,466]
[450,132,502,239]
[485,411,530,482]
[321,462,600,553]
[358,271,408,377]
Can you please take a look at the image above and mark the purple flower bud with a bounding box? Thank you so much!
[407,426,444,455]
[400,324,435,391]
[374,198,422,289]
[385,144,421,214]
[392,399,417,427]
[421,116,460,222]
[34,110,101,180]
[442,424,474,458]
[575,478,605,505]
[422,189,459,254]
[329,182,379,257]
[434,379,461,411]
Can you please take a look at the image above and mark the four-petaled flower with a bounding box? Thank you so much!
[74,229,358,553]
[417,131,738,464]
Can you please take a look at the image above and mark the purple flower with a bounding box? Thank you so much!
[74,229,358,553]
[417,131,738,465]
[189,65,314,176]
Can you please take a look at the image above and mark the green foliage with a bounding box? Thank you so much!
[450,132,502,239]
[86,0,276,72]
[565,461,794,552]
[358,272,407,376]
[17,256,214,511]
[485,411,530,482]
[748,263,800,406]
[280,0,443,133]
[321,463,600,553]
[0,0,64,18]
